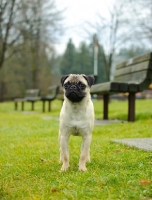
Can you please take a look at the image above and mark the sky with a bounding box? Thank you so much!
[55,0,114,54]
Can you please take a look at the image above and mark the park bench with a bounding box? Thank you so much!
[14,89,40,111]
[41,85,60,112]
[91,52,152,122]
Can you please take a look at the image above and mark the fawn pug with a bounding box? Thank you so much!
[59,74,94,171]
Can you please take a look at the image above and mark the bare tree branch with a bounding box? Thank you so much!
[0,0,16,69]
[84,0,152,80]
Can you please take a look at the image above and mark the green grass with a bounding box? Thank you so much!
[0,99,152,200]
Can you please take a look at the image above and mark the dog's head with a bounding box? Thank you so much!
[61,74,94,102]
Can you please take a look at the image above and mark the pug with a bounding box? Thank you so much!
[59,74,95,171]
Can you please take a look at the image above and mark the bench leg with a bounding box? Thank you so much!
[15,101,18,110]
[128,93,135,122]
[31,102,34,111]
[48,101,51,112]
[103,94,109,120]
[21,102,24,111]
[42,101,45,112]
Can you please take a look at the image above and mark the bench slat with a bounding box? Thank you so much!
[115,60,151,77]
[91,82,119,94]
[26,89,40,97]
[116,52,152,69]
[114,70,149,83]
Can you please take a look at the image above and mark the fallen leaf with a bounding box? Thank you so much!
[139,180,151,186]
[51,188,59,193]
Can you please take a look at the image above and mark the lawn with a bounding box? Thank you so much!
[0,99,152,200]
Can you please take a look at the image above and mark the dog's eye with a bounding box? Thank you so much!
[64,82,70,90]
[78,82,86,90]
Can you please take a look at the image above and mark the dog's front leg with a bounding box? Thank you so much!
[79,134,92,171]
[59,134,70,171]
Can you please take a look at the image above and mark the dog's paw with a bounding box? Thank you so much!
[78,165,87,172]
[60,163,69,172]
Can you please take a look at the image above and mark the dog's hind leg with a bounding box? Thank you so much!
[79,134,92,171]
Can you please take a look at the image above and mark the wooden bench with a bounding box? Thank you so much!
[14,89,40,111]
[41,86,60,112]
[91,52,152,122]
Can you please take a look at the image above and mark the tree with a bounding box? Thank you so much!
[84,0,150,80]
[60,39,93,76]
[0,0,64,100]
[97,44,109,83]
[0,0,17,69]
[15,0,64,88]
[129,0,152,48]
[59,37,108,83]
[60,38,76,75]
[76,41,92,74]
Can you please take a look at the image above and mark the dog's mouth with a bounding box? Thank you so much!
[66,91,85,102]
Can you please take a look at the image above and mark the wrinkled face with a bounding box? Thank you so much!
[62,75,87,102]
[61,74,94,103]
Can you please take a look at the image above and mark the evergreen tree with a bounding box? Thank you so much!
[97,45,109,83]
[59,36,109,83]
[76,42,93,75]
[60,39,76,75]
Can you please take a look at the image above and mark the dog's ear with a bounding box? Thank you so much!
[83,75,95,87]
[61,75,69,86]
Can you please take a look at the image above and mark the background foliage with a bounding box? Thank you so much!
[0,0,151,101]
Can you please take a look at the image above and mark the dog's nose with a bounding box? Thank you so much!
[70,85,77,90]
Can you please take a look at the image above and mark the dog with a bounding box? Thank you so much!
[59,74,95,171]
